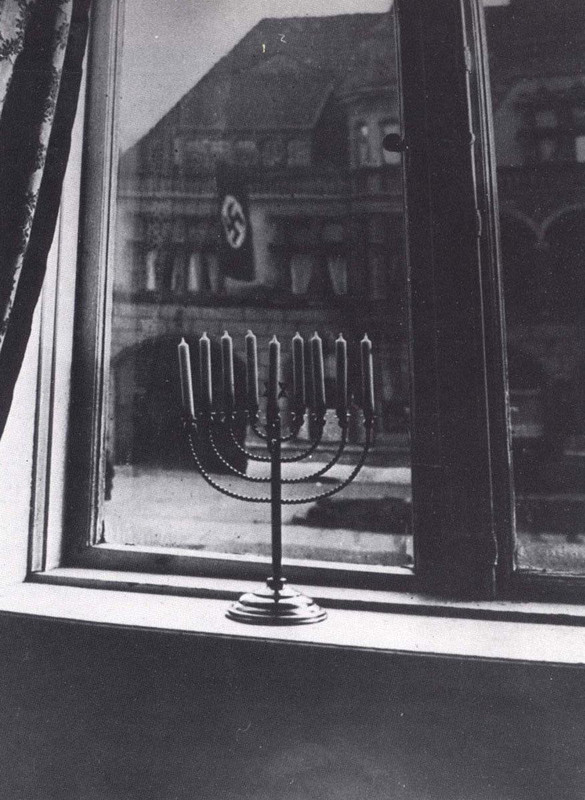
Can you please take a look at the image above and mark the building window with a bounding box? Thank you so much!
[354,122,373,166]
[575,134,585,162]
[287,138,311,167]
[185,140,212,173]
[187,252,205,293]
[519,90,585,164]
[325,254,348,296]
[261,137,286,168]
[234,140,260,168]
[56,0,585,603]
[289,253,315,295]
[172,136,184,167]
[145,250,157,292]
[170,250,184,294]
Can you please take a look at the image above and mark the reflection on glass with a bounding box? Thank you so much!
[105,0,412,569]
[485,0,585,573]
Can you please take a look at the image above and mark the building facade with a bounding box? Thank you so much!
[110,0,585,475]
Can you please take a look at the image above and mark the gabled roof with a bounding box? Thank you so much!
[176,55,335,133]
[339,14,398,97]
[141,13,392,141]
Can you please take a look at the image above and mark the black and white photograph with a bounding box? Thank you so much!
[0,0,585,797]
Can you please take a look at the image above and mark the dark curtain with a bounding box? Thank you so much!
[0,0,91,437]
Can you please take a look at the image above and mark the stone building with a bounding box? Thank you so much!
[111,12,406,465]
[110,0,585,474]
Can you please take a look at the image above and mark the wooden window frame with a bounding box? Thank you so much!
[37,0,585,603]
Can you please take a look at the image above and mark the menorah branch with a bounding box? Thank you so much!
[205,415,349,486]
[226,411,326,464]
[186,425,271,503]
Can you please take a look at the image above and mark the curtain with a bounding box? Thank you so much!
[0,0,91,437]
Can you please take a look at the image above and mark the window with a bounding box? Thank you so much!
[145,250,157,292]
[354,122,373,166]
[484,0,585,588]
[517,87,585,165]
[261,137,286,168]
[65,0,414,589]
[287,139,312,167]
[55,0,585,602]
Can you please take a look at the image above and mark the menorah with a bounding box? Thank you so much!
[177,329,375,625]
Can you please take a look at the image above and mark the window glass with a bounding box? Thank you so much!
[485,0,585,573]
[105,0,411,571]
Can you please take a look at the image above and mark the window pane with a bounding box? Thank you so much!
[485,0,585,573]
[105,0,412,571]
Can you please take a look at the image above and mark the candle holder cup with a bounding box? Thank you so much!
[178,331,375,625]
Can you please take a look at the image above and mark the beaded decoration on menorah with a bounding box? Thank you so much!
[177,329,375,625]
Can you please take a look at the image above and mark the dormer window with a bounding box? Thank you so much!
[355,122,373,166]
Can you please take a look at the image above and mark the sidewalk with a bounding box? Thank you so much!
[103,465,414,567]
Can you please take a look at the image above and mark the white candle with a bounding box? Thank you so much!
[177,338,195,417]
[221,331,235,412]
[292,332,306,413]
[245,330,259,412]
[199,332,213,410]
[361,333,375,414]
[268,335,281,419]
[306,339,315,410]
[311,332,326,411]
[335,333,347,413]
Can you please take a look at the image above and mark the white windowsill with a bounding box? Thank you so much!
[0,568,582,665]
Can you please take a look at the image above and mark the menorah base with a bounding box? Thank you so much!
[226,578,327,625]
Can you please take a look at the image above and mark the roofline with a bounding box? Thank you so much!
[255,11,389,25]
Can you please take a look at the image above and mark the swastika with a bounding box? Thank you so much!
[221,195,247,250]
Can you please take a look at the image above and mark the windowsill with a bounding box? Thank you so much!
[1,568,581,665]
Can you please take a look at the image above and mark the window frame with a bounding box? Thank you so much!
[40,0,585,603]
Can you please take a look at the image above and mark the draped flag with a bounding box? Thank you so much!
[216,162,255,281]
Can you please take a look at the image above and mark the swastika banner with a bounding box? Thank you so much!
[216,162,255,282]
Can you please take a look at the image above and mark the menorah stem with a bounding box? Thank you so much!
[269,418,283,591]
